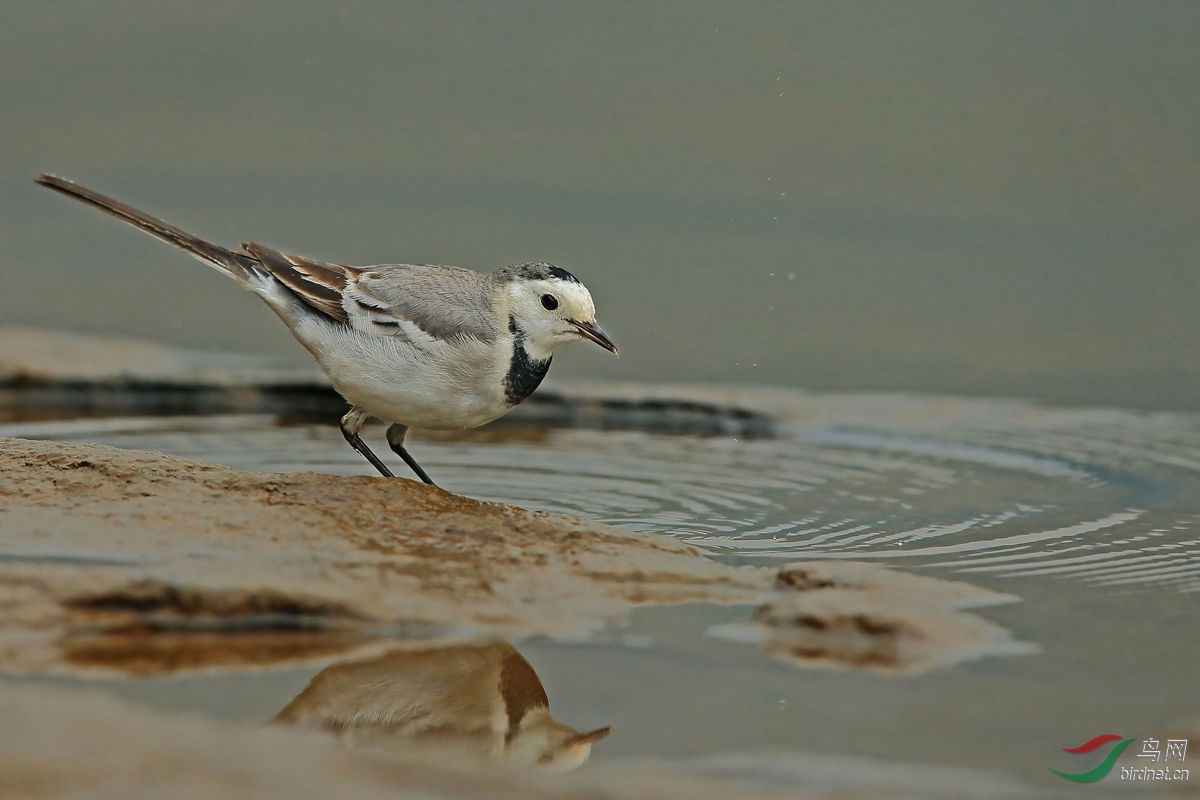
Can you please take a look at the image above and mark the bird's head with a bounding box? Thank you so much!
[504,709,613,771]
[493,263,618,361]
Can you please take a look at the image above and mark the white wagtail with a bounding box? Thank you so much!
[36,174,618,485]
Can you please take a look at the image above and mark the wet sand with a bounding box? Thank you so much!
[0,435,768,674]
[0,434,1018,679]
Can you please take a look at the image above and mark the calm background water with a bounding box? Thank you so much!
[2,1,1198,410]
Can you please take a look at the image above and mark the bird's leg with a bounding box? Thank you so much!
[339,407,394,478]
[386,423,436,485]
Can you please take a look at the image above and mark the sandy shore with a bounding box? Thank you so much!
[0,434,1022,678]
[0,435,775,675]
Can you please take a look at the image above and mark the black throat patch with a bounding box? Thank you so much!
[503,315,552,406]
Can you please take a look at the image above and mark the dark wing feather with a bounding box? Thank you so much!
[500,648,550,735]
[241,242,349,323]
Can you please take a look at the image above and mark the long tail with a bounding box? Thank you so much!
[35,174,264,285]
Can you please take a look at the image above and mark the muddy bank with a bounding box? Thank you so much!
[0,435,1024,677]
[711,563,1032,675]
[0,436,770,674]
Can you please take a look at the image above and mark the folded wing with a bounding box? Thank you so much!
[239,244,497,347]
[343,263,497,345]
[240,243,351,323]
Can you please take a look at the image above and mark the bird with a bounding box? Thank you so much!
[35,174,618,485]
[272,641,612,771]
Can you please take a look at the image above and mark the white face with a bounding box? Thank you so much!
[503,715,610,772]
[505,278,614,361]
[504,729,594,772]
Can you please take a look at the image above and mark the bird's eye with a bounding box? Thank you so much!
[541,294,559,311]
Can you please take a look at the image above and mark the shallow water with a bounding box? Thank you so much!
[4,387,1197,794]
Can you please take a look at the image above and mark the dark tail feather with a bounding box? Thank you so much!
[35,174,261,282]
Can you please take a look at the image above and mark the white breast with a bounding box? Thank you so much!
[295,318,516,430]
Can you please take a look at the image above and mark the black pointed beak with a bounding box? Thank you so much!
[569,320,619,355]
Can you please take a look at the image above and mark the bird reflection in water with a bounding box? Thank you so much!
[273,641,612,771]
